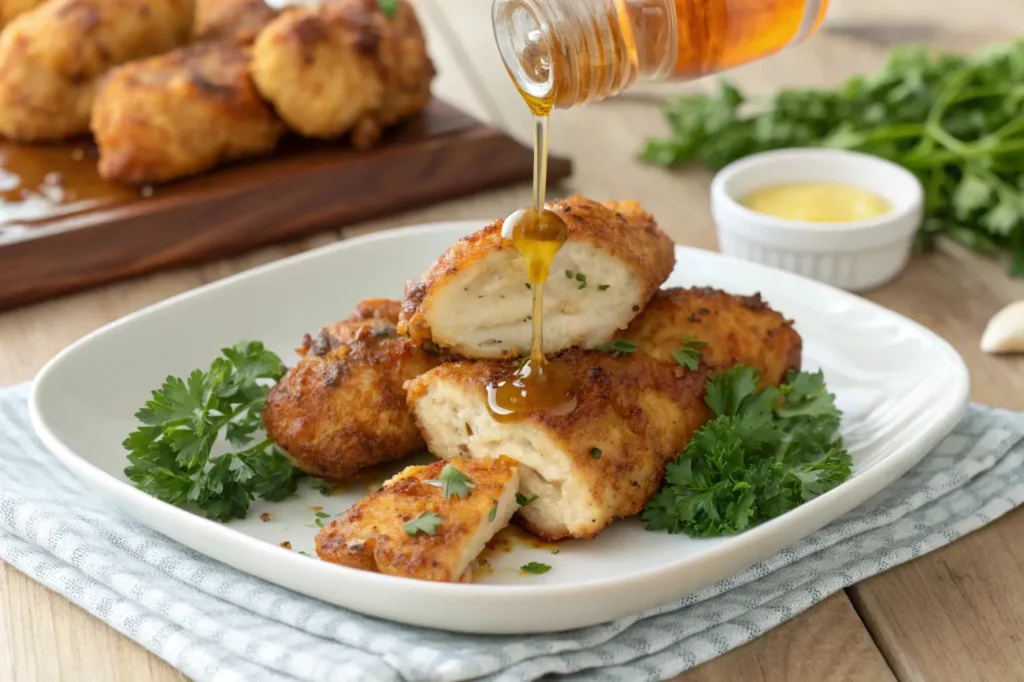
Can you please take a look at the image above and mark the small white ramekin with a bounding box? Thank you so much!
[710,148,924,292]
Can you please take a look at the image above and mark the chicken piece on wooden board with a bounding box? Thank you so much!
[90,41,284,185]
[399,196,676,359]
[621,286,803,387]
[407,349,715,541]
[250,0,434,147]
[0,0,193,142]
[193,0,278,44]
[263,299,444,482]
[316,457,520,582]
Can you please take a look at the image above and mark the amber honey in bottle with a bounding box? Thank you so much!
[492,0,829,112]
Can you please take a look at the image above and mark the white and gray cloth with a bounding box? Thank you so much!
[2,381,1023,682]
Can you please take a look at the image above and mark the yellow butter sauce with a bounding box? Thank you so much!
[741,183,892,223]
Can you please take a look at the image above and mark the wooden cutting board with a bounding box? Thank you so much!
[0,99,572,312]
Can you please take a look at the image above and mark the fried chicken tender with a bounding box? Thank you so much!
[193,0,277,44]
[407,349,715,541]
[399,196,676,359]
[407,288,803,541]
[263,299,444,482]
[91,41,284,185]
[316,457,520,582]
[0,0,44,27]
[621,287,803,388]
[0,0,193,142]
[250,0,434,148]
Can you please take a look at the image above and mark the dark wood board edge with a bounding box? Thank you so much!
[0,124,571,311]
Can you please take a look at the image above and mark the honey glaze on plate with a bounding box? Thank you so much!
[0,142,140,231]
[486,100,578,420]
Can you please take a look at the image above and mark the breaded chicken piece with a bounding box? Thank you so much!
[91,41,284,185]
[399,196,676,360]
[250,0,434,148]
[263,299,444,482]
[316,457,520,582]
[407,349,714,541]
[621,287,803,388]
[193,0,277,44]
[0,0,193,142]
[407,288,803,540]
[0,0,44,27]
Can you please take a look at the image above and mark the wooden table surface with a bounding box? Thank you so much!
[3,1,1024,680]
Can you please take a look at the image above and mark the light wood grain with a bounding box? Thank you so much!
[685,594,896,682]
[3,0,1024,680]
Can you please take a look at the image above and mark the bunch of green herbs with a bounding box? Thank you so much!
[640,40,1024,273]
[642,367,852,537]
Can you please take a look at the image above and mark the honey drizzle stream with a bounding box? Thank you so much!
[486,114,577,420]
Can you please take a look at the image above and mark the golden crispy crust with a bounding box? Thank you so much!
[407,349,714,540]
[91,41,284,185]
[250,0,434,147]
[620,286,802,387]
[193,0,277,44]
[0,0,193,141]
[263,299,444,482]
[316,456,519,581]
[398,195,676,352]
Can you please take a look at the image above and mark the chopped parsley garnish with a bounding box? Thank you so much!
[404,511,443,537]
[672,336,708,371]
[594,339,639,356]
[314,511,330,519]
[576,272,587,289]
[525,283,532,289]
[564,269,573,279]
[516,492,538,507]
[590,447,602,459]
[378,0,399,18]
[122,341,302,522]
[598,284,610,291]
[425,463,475,499]
[521,562,552,574]
[488,500,498,522]
[314,517,326,528]
[642,367,852,537]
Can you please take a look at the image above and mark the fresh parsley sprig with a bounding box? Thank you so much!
[642,367,852,537]
[425,463,475,499]
[123,341,302,522]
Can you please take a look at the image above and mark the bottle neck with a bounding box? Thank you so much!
[492,0,678,114]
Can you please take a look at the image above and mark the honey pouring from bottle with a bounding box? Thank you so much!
[486,0,830,420]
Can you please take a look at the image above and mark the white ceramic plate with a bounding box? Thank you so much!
[30,220,970,634]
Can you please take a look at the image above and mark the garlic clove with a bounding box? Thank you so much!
[981,300,1024,354]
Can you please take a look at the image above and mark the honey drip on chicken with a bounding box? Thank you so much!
[487,114,577,420]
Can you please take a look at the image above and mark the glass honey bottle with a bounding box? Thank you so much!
[492,0,829,115]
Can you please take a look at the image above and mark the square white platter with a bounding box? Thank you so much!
[30,220,969,634]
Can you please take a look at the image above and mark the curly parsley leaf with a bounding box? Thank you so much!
[594,339,639,357]
[672,335,707,372]
[642,367,851,537]
[516,492,538,507]
[404,511,443,537]
[426,463,475,499]
[123,341,302,522]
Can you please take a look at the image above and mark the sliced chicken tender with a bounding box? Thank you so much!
[0,0,193,142]
[399,196,676,359]
[263,299,443,482]
[316,457,520,582]
[91,41,284,185]
[620,286,802,387]
[407,349,714,540]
